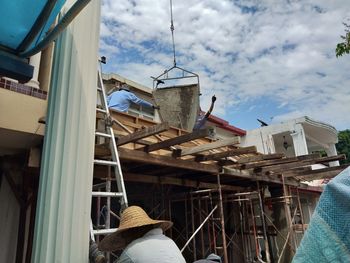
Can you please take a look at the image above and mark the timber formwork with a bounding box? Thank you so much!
[92,110,348,263]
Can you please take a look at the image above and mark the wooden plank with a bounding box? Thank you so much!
[177,137,241,157]
[124,173,244,191]
[114,131,156,146]
[240,153,320,169]
[142,127,215,152]
[117,122,170,146]
[237,153,285,164]
[195,146,257,162]
[260,154,346,174]
[118,148,220,173]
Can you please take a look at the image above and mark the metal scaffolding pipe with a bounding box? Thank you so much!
[181,205,218,253]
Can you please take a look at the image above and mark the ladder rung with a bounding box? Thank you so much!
[94,159,118,166]
[92,228,118,235]
[96,108,107,114]
[95,132,112,138]
[92,192,124,197]
[97,87,102,91]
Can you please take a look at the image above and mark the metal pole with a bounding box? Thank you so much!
[249,198,259,259]
[185,198,189,242]
[209,192,218,255]
[199,196,205,258]
[282,175,297,256]
[238,196,247,262]
[217,174,229,263]
[296,188,305,233]
[257,184,271,263]
[181,205,218,252]
[191,194,197,260]
[169,197,173,238]
[205,198,211,254]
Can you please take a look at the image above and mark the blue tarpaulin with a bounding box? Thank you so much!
[0,0,66,51]
[292,167,350,262]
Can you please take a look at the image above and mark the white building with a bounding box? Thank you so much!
[240,116,339,185]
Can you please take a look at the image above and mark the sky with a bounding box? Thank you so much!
[99,0,350,131]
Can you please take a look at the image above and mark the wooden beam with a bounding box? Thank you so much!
[142,126,215,152]
[222,167,305,188]
[118,148,220,173]
[117,122,170,146]
[237,153,285,164]
[177,136,241,157]
[124,172,244,191]
[293,164,350,181]
[260,154,346,174]
[239,153,320,169]
[283,167,312,177]
[195,146,257,162]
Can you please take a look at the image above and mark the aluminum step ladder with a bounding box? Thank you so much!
[91,64,128,239]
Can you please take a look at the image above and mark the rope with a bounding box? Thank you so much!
[170,0,177,66]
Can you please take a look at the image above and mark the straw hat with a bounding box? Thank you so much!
[98,206,173,252]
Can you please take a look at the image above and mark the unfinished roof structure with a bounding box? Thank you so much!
[92,107,348,263]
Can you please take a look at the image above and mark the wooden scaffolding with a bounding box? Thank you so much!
[91,110,348,262]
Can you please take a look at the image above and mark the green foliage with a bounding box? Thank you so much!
[336,129,350,164]
[336,22,350,57]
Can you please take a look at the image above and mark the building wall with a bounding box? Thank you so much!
[0,89,46,135]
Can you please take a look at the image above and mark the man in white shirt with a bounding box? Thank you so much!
[99,206,186,263]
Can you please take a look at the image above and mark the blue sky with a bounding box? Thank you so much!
[100,0,350,131]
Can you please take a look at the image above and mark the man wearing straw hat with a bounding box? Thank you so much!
[99,206,186,263]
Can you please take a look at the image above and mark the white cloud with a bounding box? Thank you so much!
[100,0,350,130]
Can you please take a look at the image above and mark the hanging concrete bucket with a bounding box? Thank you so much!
[153,84,200,131]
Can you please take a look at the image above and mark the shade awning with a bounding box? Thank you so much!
[0,0,66,53]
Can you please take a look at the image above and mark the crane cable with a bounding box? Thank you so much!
[170,0,177,67]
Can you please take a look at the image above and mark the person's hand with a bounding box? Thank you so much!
[153,105,160,110]
[212,95,217,103]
